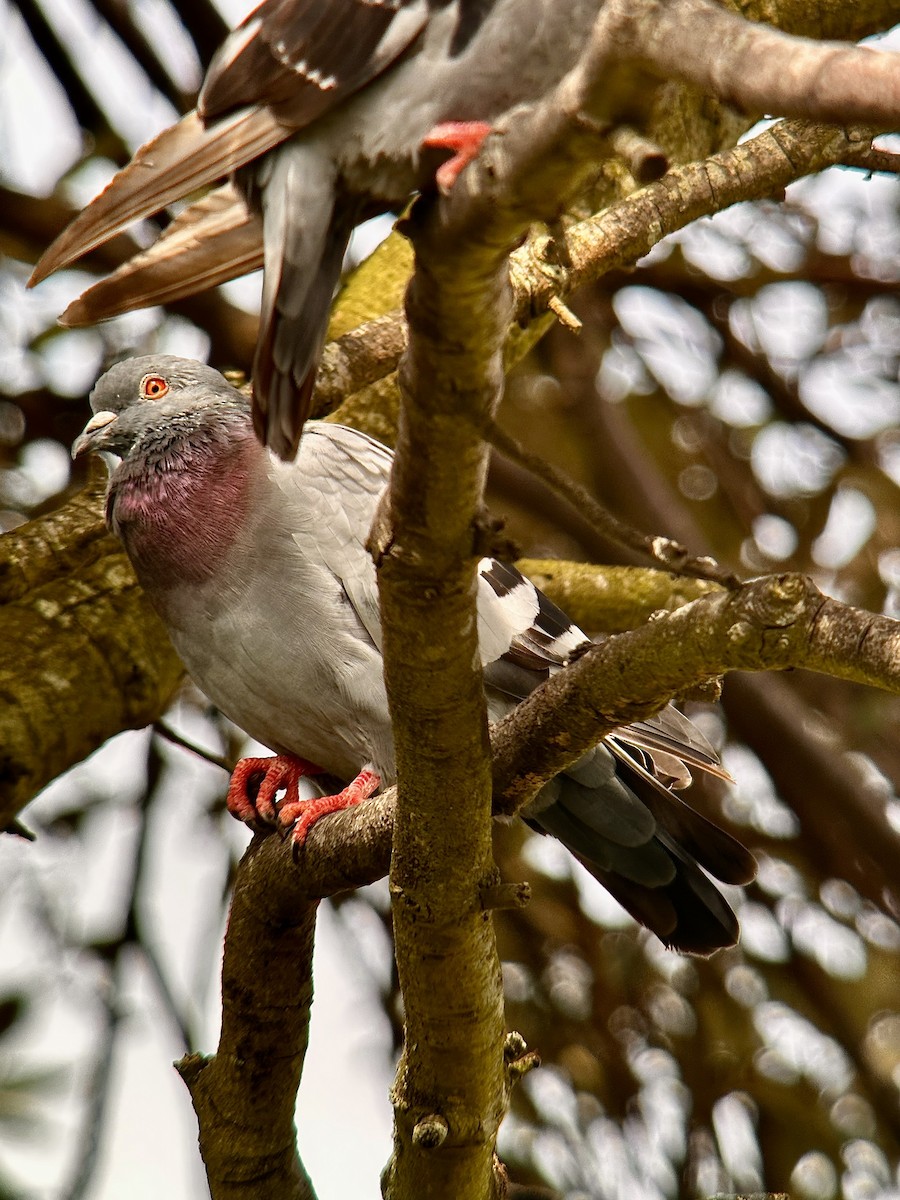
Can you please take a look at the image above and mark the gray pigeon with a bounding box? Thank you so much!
[74,355,756,954]
[33,0,602,459]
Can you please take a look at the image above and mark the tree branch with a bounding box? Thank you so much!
[616,0,900,125]
[0,468,182,828]
[491,573,900,813]
[176,880,319,1200]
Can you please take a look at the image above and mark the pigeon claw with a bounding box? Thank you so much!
[422,121,493,193]
[226,754,323,831]
[283,768,381,861]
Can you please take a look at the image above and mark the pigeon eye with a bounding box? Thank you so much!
[141,374,169,400]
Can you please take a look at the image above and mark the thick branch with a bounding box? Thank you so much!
[491,573,900,813]
[376,180,514,1200]
[0,471,182,827]
[177,853,319,1200]
[510,120,880,318]
[619,0,900,125]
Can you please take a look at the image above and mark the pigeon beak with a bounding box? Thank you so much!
[72,410,119,460]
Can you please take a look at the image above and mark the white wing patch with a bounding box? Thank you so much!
[476,562,539,666]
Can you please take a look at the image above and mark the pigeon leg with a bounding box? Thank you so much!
[422,121,492,193]
[226,754,323,830]
[279,768,381,859]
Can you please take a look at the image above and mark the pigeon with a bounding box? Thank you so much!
[73,355,756,954]
[33,0,604,460]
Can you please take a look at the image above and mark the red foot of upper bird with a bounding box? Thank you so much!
[422,121,493,192]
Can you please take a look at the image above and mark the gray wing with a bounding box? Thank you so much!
[199,0,501,126]
[199,0,436,127]
[272,426,590,670]
[29,0,437,287]
[270,421,392,650]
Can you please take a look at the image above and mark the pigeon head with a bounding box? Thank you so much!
[72,355,250,463]
[74,355,261,589]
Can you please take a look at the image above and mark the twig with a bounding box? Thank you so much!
[485,418,740,588]
[153,720,234,773]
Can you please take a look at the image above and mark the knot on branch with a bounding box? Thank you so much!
[676,676,723,705]
[366,488,395,568]
[480,880,531,911]
[504,1032,541,1081]
[472,510,519,561]
[175,1051,212,1085]
[725,573,821,667]
[412,1113,449,1149]
[503,1031,528,1061]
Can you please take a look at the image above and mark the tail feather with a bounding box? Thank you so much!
[614,708,734,784]
[529,738,754,955]
[252,150,360,458]
[534,799,675,888]
[29,107,287,286]
[609,742,757,886]
[588,836,741,956]
[60,185,263,326]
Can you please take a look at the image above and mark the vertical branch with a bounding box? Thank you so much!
[376,204,514,1199]
[177,842,320,1200]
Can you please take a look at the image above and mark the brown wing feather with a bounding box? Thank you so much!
[606,740,757,886]
[29,108,285,286]
[200,0,432,127]
[60,185,263,326]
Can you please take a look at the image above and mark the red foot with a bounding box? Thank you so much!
[281,768,381,861]
[226,754,323,831]
[422,120,492,193]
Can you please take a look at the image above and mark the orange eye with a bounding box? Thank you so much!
[141,374,169,400]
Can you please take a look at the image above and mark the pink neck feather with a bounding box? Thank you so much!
[110,426,261,589]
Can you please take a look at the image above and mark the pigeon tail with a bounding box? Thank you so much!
[531,745,752,955]
[253,146,361,458]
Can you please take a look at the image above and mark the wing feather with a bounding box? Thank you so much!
[60,185,263,326]
[200,0,433,127]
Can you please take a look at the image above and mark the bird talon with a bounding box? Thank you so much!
[226,754,322,831]
[281,769,381,861]
[422,120,493,193]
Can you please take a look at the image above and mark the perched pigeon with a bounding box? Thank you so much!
[33,0,604,459]
[74,355,755,953]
